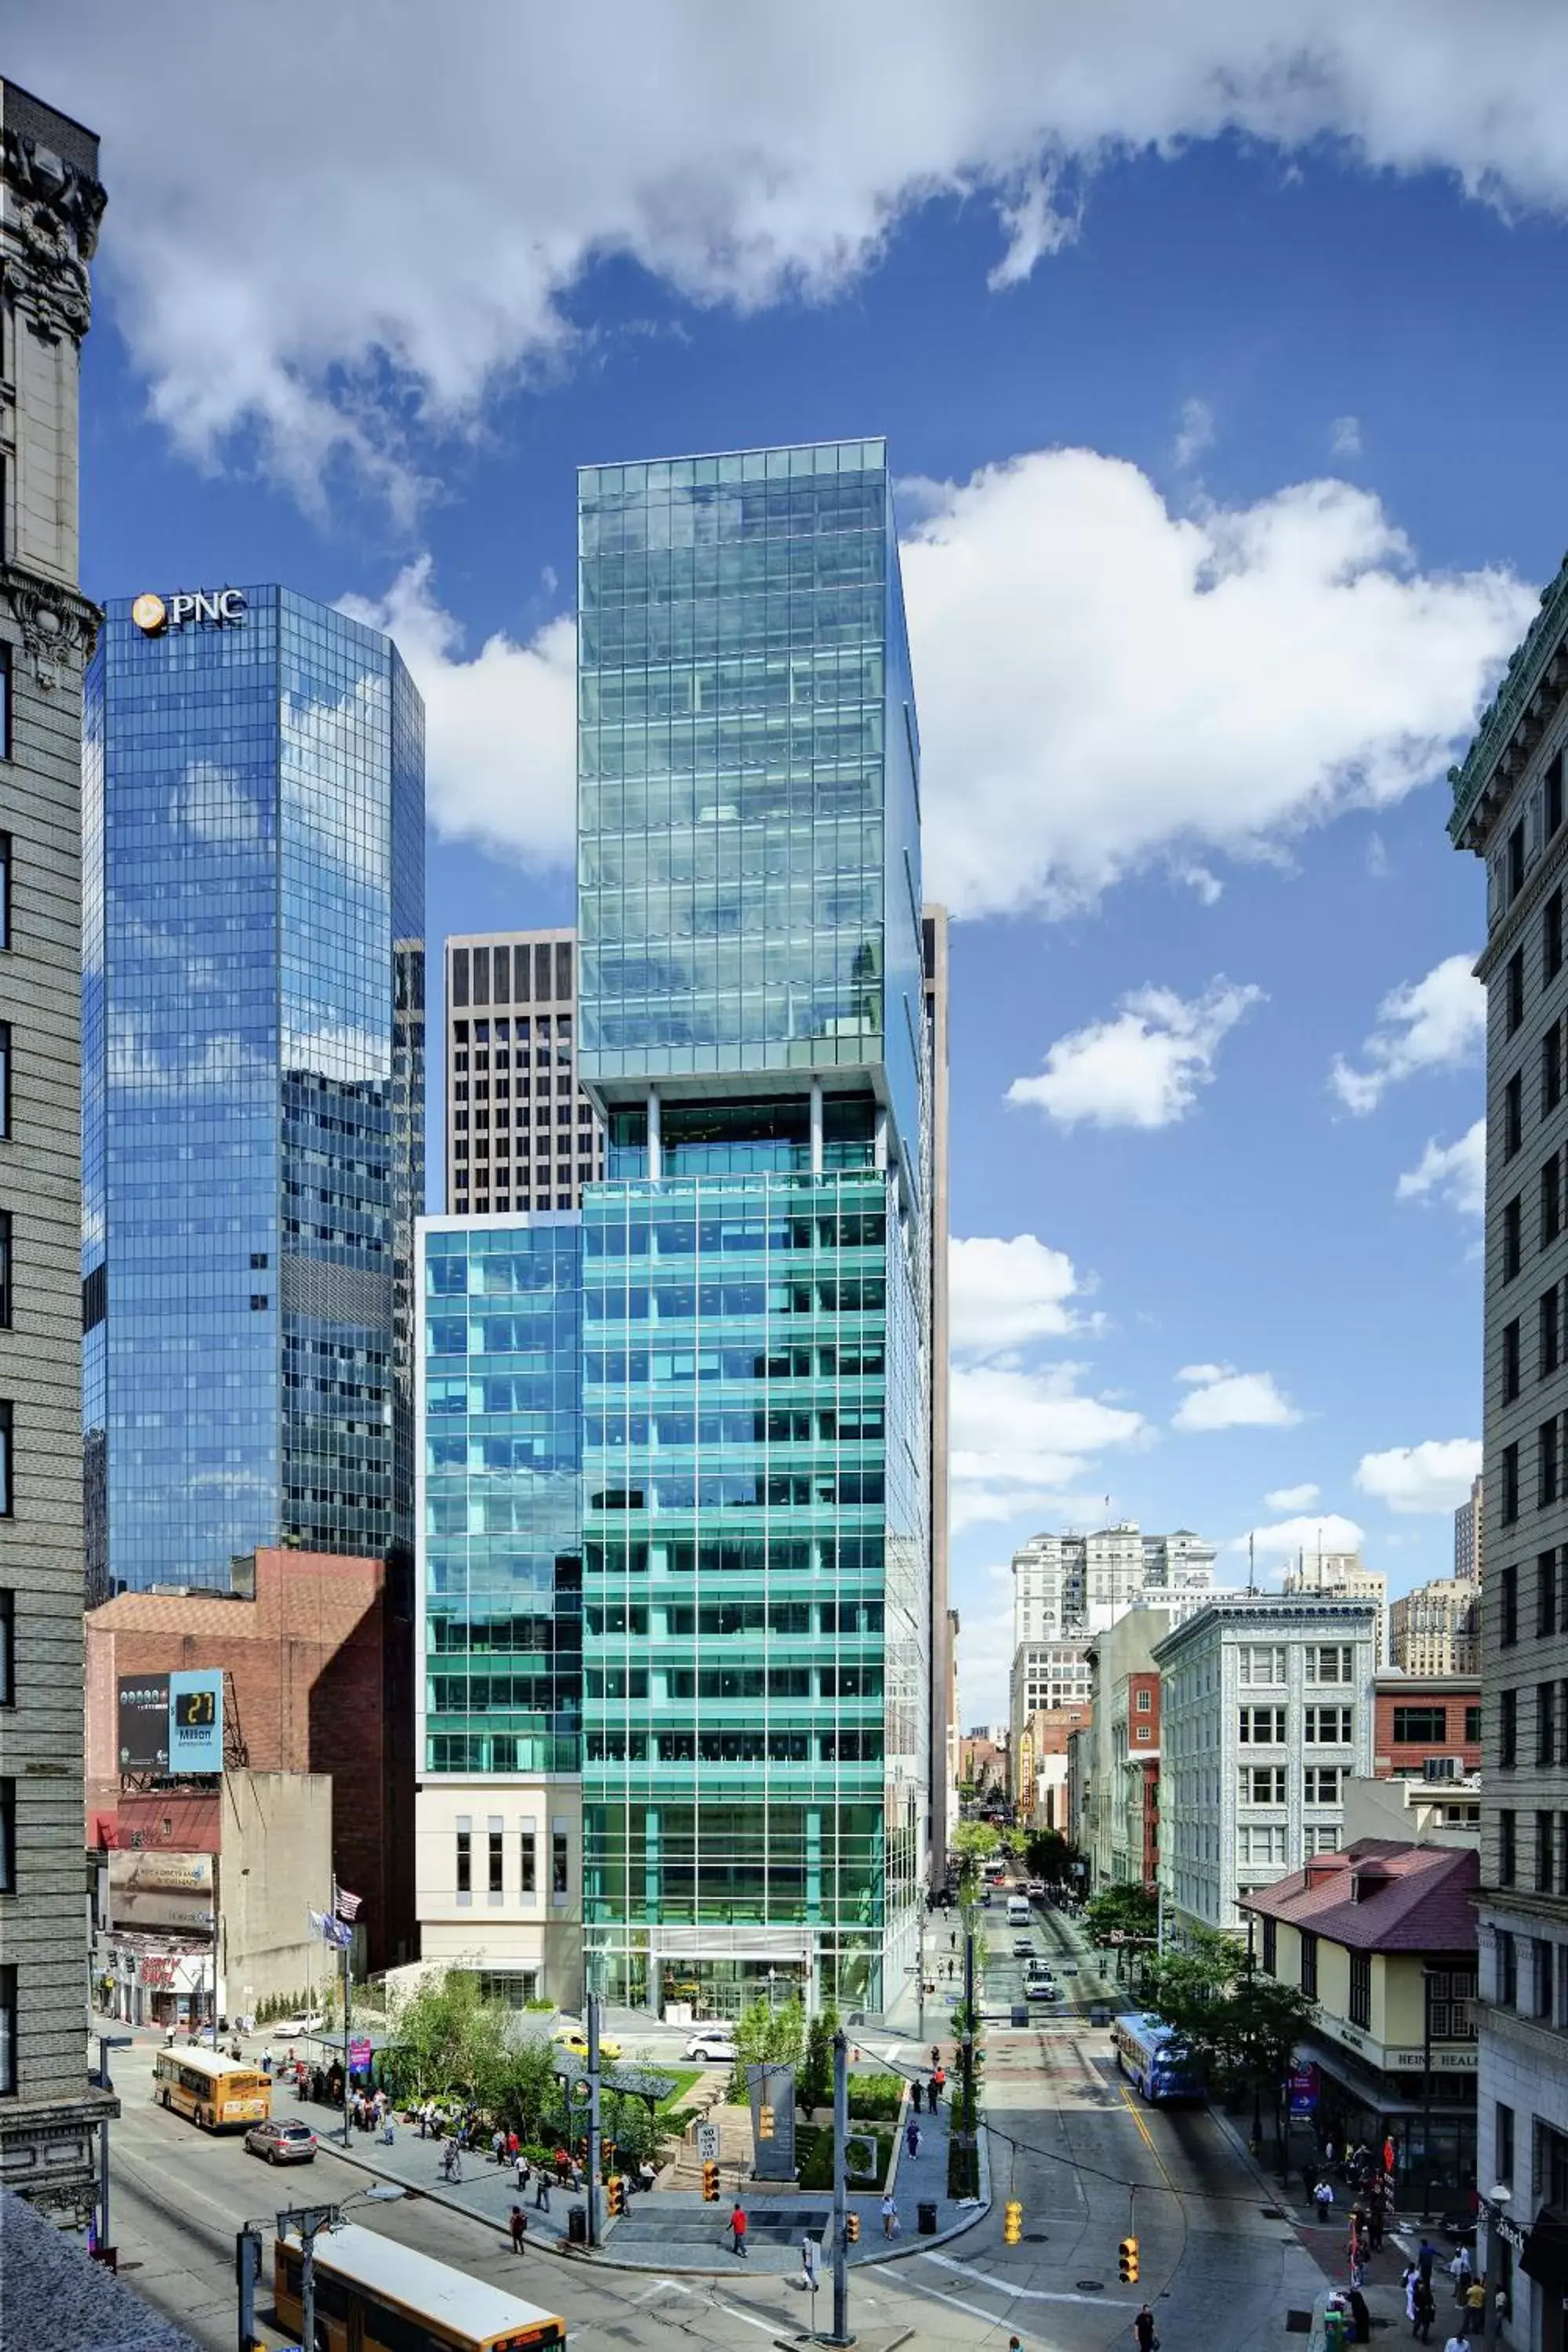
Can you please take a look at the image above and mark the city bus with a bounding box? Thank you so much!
[1110,2013,1203,2104]
[153,2047,270,2132]
[274,2225,566,2352]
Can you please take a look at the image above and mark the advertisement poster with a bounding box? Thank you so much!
[169,1670,224,1774]
[117,1674,171,1773]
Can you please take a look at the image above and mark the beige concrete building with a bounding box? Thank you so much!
[1454,1472,1483,1583]
[0,79,116,2212]
[414,1778,583,2012]
[444,931,604,1214]
[1281,1552,1388,1660]
[1389,1576,1481,1675]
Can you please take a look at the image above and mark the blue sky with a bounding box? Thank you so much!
[24,2,1568,1719]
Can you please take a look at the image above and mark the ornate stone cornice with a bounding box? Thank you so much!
[1449,552,1568,851]
[2,125,105,343]
[0,564,101,690]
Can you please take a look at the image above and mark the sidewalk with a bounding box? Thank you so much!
[314,2108,586,2252]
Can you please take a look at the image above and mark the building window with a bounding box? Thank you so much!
[1238,1707,1286,1743]
[1305,1706,1353,1744]
[0,1403,13,1518]
[1539,1809,1555,1894]
[0,1025,11,1140]
[1261,1915,1277,1974]
[1496,2100,1515,2187]
[1507,1073,1524,1158]
[1548,888,1566,985]
[1136,1688,1152,1711]
[1501,1686,1518,1766]
[1552,752,1567,843]
[1545,2125,1568,2210]
[1508,948,1526,1036]
[1465,1704,1482,1743]
[552,1831,569,1896]
[0,1777,13,1891]
[0,837,9,953]
[1545,1153,1563,1245]
[520,1832,537,1896]
[1300,1930,1319,1998]
[1497,1933,1519,2009]
[1511,820,1527,902]
[1348,1950,1371,2031]
[1240,1766,1286,1805]
[0,1590,10,1707]
[488,1829,503,1896]
[1305,1646,1353,1686]
[1547,1021,1565,1116]
[1392,1706,1446,1744]
[1500,1808,1517,1886]
[1542,1417,1561,1508]
[1504,1317,1522,1403]
[1545,1287,1562,1377]
[1240,1644,1287,1686]
[456,1828,471,1896]
[1540,1683,1559,1766]
[1502,1561,1519,1644]
[0,648,9,762]
[1303,1766,1343,1805]
[1541,1551,1559,1638]
[1503,1445,1521,1526]
[0,1965,13,2095]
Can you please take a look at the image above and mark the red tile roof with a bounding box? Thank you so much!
[1240,1840,1478,1953]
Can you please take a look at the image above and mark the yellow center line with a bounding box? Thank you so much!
[1118,2082,1176,2194]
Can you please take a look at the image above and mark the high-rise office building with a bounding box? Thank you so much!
[1011,1520,1217,1650]
[0,77,116,2205]
[443,929,604,1214]
[576,437,931,2014]
[1450,568,1568,2343]
[1454,1473,1483,1583]
[84,587,423,1593]
[923,906,952,1890]
[1389,1576,1481,1677]
[1281,1551,1387,1661]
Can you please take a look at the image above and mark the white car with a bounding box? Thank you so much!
[270,2013,326,2040]
[684,2031,738,2063]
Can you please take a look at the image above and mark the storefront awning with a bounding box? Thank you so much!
[1521,2208,1568,2294]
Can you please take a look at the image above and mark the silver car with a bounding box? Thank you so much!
[245,2118,318,2165]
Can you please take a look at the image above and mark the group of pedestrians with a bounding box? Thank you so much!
[1400,2233,1502,2345]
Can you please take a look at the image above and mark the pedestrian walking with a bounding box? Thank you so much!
[931,2065,946,2107]
[1461,2279,1486,2336]
[510,2207,528,2255]
[1347,2289,1371,2345]
[1419,2239,1439,2284]
[514,2151,529,2194]
[730,2201,748,2259]
[912,2080,924,2114]
[492,2127,506,2166]
[1450,2247,1472,2303]
[931,2045,940,2070]
[906,2118,921,2159]
[1414,2278,1436,2344]
[1316,2180,1335,2219]
[534,2169,551,2212]
[881,2191,897,2239]
[1134,2304,1157,2352]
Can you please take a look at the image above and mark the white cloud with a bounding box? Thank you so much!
[949,1362,1146,1534]
[949,1235,1093,1356]
[1173,397,1215,469]
[28,7,1568,494]
[339,559,575,872]
[1355,1438,1483,1514]
[1265,1483,1321,1510]
[1008,979,1261,1130]
[906,457,1530,917]
[1173,1363,1303,1432]
[1330,952,1485,1113]
[1231,1512,1367,1564]
[1397,1119,1486,1218]
[1331,415,1363,457]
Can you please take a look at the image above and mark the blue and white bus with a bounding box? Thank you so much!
[1111,2013,1203,2103]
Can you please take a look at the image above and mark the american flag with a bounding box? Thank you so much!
[333,1879,362,1921]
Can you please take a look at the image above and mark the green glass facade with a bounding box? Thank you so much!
[577,441,929,2014]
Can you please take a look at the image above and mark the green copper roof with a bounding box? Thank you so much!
[1449,550,1568,847]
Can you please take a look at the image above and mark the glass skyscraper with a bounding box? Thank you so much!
[83,586,424,1595]
[576,439,931,2013]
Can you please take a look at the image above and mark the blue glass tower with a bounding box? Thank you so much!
[577,439,931,2013]
[83,586,424,1594]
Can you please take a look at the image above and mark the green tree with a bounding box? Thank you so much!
[1142,1929,1316,2169]
[951,1822,1000,1895]
[386,1970,512,2104]
[797,2002,839,2116]
[1083,1885,1158,1947]
[1025,1829,1073,1886]
[493,2030,561,2143]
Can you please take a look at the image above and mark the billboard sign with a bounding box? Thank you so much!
[118,1674,171,1773]
[169,1671,224,1775]
[110,1849,214,1932]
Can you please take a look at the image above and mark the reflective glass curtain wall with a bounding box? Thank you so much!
[419,1218,583,1777]
[577,443,930,2013]
[84,589,425,1593]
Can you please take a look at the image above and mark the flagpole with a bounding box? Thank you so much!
[342,1934,351,2150]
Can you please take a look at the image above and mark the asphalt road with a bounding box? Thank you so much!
[98,1914,1328,2352]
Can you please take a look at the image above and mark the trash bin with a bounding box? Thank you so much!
[918,2201,938,2236]
[568,2205,587,2245]
[1011,2003,1028,2027]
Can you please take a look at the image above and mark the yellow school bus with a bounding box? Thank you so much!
[274,2224,566,2352]
[153,2047,270,2131]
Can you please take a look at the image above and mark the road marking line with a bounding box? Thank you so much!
[661,2278,782,2335]
[915,2278,1025,2325]
[1116,2082,1178,2195]
[918,2252,1139,2307]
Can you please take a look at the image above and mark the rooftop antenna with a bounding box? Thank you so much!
[1248,1533,1256,1595]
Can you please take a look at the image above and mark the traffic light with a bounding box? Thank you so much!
[607,2177,626,2217]
[702,2161,720,2202]
[1119,2237,1140,2283]
[758,2103,775,2140]
[1004,2199,1022,2246]
[845,2212,861,2244]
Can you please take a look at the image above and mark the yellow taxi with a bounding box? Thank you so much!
[554,2027,622,2063]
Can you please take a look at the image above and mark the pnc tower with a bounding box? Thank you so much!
[84,586,424,1595]
[575,438,931,2013]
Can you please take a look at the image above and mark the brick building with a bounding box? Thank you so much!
[1372,1674,1482,1778]
[85,1548,414,1969]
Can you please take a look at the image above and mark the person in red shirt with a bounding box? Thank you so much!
[731,2203,748,2259]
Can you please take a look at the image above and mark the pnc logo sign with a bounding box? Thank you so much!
[132,588,248,635]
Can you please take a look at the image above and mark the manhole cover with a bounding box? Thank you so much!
[1025,2231,1048,2242]
[1076,2280,1105,2292]
[1285,2314,1312,2334]
[1261,2206,1287,2220]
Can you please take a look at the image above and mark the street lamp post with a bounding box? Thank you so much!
[93,2032,132,2259]
[1481,2186,1513,2352]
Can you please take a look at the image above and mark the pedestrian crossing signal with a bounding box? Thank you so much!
[607,2177,626,2217]
[1004,2199,1023,2246]
[702,2161,720,2202]
[845,2212,861,2244]
[1119,2237,1140,2282]
[758,2103,775,2140]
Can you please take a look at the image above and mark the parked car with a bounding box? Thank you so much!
[554,2027,623,2063]
[245,2118,318,2165]
[684,2031,738,2063]
[269,2013,325,2040]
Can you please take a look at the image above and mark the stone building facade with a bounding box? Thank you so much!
[0,78,115,2211]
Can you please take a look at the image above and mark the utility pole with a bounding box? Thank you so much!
[278,2202,338,2352]
[93,2032,131,2259]
[960,1926,976,2148]
[586,1992,602,2249]
[341,1933,351,2150]
[829,2026,851,2347]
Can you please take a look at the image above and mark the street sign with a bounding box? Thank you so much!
[697,2122,720,2164]
[1287,2062,1320,2117]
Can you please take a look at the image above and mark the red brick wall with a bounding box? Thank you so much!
[1372,1682,1481,1777]
[85,1549,415,1969]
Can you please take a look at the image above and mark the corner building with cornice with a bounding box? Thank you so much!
[0,80,117,2209]
[1451,560,1568,2348]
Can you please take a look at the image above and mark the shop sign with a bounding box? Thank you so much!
[132,589,247,634]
